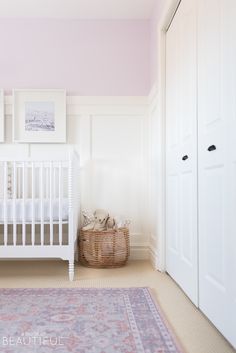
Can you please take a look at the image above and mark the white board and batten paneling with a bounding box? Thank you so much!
[166,0,198,305]
[1,95,149,259]
[77,98,150,259]
[165,0,236,347]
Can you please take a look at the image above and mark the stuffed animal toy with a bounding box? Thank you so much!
[93,209,109,231]
[82,209,129,231]
[82,219,95,231]
[106,217,117,230]
[82,209,109,231]
[82,210,94,228]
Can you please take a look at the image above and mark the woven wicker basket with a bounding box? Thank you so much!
[79,228,130,268]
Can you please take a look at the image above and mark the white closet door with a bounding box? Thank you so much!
[198,0,236,347]
[166,0,198,305]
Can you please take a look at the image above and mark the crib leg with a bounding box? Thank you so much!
[75,249,79,263]
[69,261,74,281]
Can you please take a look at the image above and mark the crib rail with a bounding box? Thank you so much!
[0,151,80,280]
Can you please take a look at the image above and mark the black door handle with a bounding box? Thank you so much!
[208,145,216,152]
[182,155,188,161]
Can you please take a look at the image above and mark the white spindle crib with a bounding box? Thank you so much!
[0,150,80,281]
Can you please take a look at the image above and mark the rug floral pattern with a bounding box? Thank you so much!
[0,288,184,353]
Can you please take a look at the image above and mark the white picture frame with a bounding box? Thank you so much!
[13,89,66,143]
[0,90,4,143]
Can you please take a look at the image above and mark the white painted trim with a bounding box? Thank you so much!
[66,96,148,106]
[5,95,148,117]
[150,0,183,272]
[130,244,149,260]
[148,84,158,105]
[149,244,158,269]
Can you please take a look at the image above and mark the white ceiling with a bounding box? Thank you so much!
[0,0,157,19]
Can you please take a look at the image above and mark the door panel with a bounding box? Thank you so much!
[166,0,198,305]
[166,0,236,346]
[198,0,236,347]
[167,175,178,254]
[203,167,224,286]
[180,172,193,266]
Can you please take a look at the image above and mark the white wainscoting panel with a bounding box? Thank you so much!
[0,95,149,259]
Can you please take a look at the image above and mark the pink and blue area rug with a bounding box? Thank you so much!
[0,288,185,353]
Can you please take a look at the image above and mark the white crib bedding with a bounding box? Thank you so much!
[0,198,69,223]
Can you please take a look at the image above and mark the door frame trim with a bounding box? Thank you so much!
[155,0,182,272]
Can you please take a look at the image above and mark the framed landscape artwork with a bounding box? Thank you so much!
[13,89,66,143]
[0,90,4,142]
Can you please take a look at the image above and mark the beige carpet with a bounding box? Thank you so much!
[0,260,235,353]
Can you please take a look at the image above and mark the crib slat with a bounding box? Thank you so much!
[40,162,44,246]
[53,166,57,199]
[46,167,49,199]
[17,166,21,198]
[22,162,26,245]
[31,162,35,245]
[3,162,8,246]
[13,162,17,245]
[49,161,53,245]
[59,162,62,245]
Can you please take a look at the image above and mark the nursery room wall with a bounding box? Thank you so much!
[0,19,151,95]
[0,18,153,259]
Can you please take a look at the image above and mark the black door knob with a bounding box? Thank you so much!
[182,155,188,161]
[208,145,216,152]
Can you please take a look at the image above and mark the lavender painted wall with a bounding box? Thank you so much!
[150,0,165,88]
[0,19,150,96]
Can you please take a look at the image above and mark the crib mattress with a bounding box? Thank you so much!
[0,198,69,223]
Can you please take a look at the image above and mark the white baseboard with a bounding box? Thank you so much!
[149,244,158,269]
[130,244,149,260]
